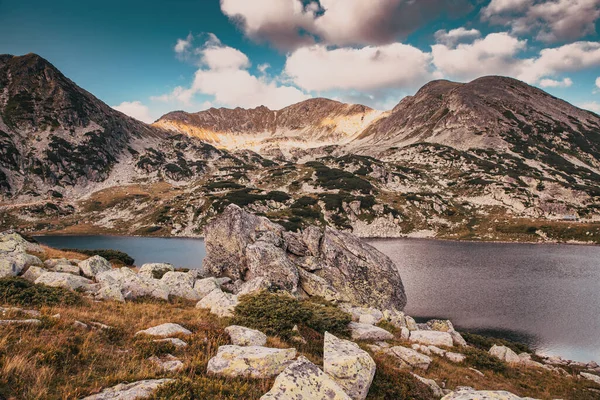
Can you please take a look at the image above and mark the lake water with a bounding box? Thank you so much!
[35,235,600,363]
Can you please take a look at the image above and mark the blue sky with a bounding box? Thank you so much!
[1,0,599,122]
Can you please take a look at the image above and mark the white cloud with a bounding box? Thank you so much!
[539,77,573,87]
[220,0,474,49]
[431,32,528,81]
[257,63,270,74]
[595,76,600,89]
[434,28,481,46]
[285,43,433,92]
[175,33,194,54]
[112,101,154,123]
[579,101,600,112]
[482,0,600,42]
[156,34,310,110]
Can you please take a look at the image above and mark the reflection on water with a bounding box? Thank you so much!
[35,235,600,363]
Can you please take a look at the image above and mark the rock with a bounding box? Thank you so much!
[348,322,394,341]
[35,272,94,290]
[196,288,238,318]
[427,319,455,332]
[0,231,42,254]
[449,330,467,347]
[469,367,485,377]
[135,323,192,337]
[581,372,600,385]
[489,345,520,364]
[400,327,410,339]
[382,309,406,328]
[412,344,432,355]
[96,268,169,301]
[236,276,272,296]
[341,304,384,325]
[153,338,188,348]
[409,331,453,347]
[207,345,296,378]
[445,352,466,363]
[441,387,537,399]
[21,265,46,282]
[225,325,267,346]
[138,263,174,279]
[79,256,112,279]
[89,321,113,330]
[52,263,81,275]
[324,332,376,400]
[0,255,26,278]
[0,319,41,325]
[383,346,432,370]
[45,258,71,268]
[405,316,418,331]
[194,277,220,298]
[80,379,173,399]
[261,356,352,400]
[161,271,200,300]
[73,321,89,329]
[411,373,445,398]
[96,285,125,302]
[148,354,184,372]
[428,346,447,357]
[203,205,407,310]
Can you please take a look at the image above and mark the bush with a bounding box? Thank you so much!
[461,332,531,354]
[150,377,269,400]
[232,292,351,340]
[133,338,176,358]
[61,249,134,266]
[464,347,507,374]
[0,277,82,307]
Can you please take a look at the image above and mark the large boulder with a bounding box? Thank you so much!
[409,331,454,347]
[22,266,46,282]
[441,387,537,399]
[80,379,173,399]
[207,345,297,378]
[35,272,94,290]
[196,288,238,317]
[225,325,267,346]
[161,271,200,300]
[78,256,112,279]
[135,323,192,337]
[0,231,42,254]
[194,277,221,298]
[580,372,600,385]
[348,322,394,341]
[138,263,174,279]
[202,205,407,310]
[261,356,352,400]
[0,253,42,278]
[382,346,432,370]
[96,268,169,301]
[324,332,376,400]
[489,345,521,364]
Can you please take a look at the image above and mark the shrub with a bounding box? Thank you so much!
[150,377,270,400]
[464,347,507,374]
[60,249,134,266]
[133,338,176,358]
[232,292,351,340]
[368,354,434,400]
[461,332,531,354]
[0,277,82,307]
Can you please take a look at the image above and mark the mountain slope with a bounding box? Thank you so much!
[153,98,382,156]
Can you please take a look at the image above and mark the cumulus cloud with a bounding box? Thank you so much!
[284,43,433,92]
[539,77,573,87]
[596,76,600,89]
[156,34,310,110]
[220,0,475,49]
[434,28,481,46]
[112,101,155,123]
[175,33,194,54]
[482,0,600,42]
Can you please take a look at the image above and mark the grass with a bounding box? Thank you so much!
[0,278,83,307]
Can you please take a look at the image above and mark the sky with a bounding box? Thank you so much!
[1,0,600,123]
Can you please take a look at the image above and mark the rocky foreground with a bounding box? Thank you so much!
[1,207,600,399]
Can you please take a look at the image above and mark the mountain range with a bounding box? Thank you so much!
[1,53,599,243]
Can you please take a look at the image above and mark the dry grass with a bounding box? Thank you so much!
[35,245,90,261]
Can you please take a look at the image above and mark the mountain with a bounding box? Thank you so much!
[153,98,382,158]
[2,54,600,244]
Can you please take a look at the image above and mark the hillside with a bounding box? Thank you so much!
[1,54,599,243]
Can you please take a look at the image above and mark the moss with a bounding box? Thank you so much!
[0,277,83,307]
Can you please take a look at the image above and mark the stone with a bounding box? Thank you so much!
[225,325,267,346]
[135,323,192,337]
[428,346,447,357]
[138,263,174,279]
[96,285,125,302]
[44,258,71,268]
[202,205,407,310]
[348,322,394,341]
[0,256,25,278]
[383,346,432,370]
[324,332,376,400]
[52,263,81,275]
[412,344,432,355]
[196,288,238,318]
[161,271,200,300]
[489,345,521,364]
[441,387,537,399]
[35,272,94,290]
[21,265,46,282]
[236,277,272,296]
[153,338,188,348]
[207,345,296,378]
[411,373,445,398]
[400,327,410,340]
[80,379,173,400]
[89,321,113,330]
[581,372,600,385]
[0,231,42,254]
[382,309,406,328]
[427,319,454,332]
[261,356,352,400]
[449,330,468,347]
[73,321,89,329]
[148,354,184,372]
[96,268,169,301]
[405,316,418,331]
[79,256,112,279]
[409,331,453,347]
[0,319,41,325]
[194,277,220,298]
[445,352,466,363]
[341,304,384,325]
[469,367,485,377]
